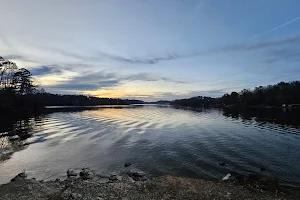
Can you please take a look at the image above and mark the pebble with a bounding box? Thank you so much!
[67,169,78,177]
[124,162,132,167]
[79,168,93,180]
[109,175,122,181]
[10,171,27,182]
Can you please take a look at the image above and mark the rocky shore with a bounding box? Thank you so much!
[1,168,300,200]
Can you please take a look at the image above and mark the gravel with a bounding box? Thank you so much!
[0,174,300,200]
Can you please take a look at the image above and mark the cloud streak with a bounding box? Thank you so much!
[31,65,63,76]
[49,35,300,66]
[42,70,188,92]
[252,16,300,39]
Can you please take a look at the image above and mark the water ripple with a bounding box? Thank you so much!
[1,105,300,186]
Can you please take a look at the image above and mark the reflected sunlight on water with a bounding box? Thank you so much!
[0,105,300,187]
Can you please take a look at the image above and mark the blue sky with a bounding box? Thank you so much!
[0,0,300,101]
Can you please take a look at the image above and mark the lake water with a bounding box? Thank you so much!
[1,105,300,186]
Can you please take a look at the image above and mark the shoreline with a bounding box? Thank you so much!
[1,169,300,200]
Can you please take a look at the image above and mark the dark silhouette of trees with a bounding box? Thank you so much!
[0,57,41,112]
[171,81,300,108]
[12,68,36,95]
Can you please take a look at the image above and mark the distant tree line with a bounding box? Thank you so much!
[35,93,131,106]
[0,57,143,113]
[171,81,300,108]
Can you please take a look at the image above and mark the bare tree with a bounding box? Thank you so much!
[0,56,18,89]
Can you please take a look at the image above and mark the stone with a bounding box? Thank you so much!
[11,171,27,182]
[79,168,93,180]
[124,162,132,167]
[127,170,147,181]
[109,175,122,181]
[67,169,78,177]
[222,173,231,181]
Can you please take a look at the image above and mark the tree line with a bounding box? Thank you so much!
[171,81,300,108]
[0,57,140,113]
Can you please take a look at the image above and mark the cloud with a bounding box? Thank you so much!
[45,47,180,65]
[31,65,63,76]
[49,81,119,91]
[123,73,188,83]
[96,36,300,64]
[262,48,300,64]
[100,36,300,63]
[2,54,24,60]
[11,34,299,69]
[252,16,300,39]
[43,70,186,92]
[97,52,180,65]
[201,35,300,55]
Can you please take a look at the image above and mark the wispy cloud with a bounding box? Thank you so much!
[123,73,188,84]
[48,35,300,66]
[252,16,300,39]
[97,52,180,65]
[2,54,24,60]
[31,65,63,76]
[42,70,188,92]
[204,35,300,54]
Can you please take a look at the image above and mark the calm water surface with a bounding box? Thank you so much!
[1,105,300,186]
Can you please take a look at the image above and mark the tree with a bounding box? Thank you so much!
[0,56,18,89]
[12,68,36,95]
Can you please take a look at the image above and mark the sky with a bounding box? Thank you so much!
[0,0,300,101]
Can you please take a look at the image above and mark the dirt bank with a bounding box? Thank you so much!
[1,173,300,200]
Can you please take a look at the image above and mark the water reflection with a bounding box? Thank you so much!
[223,108,300,134]
[0,114,40,161]
[224,107,299,125]
[0,105,300,186]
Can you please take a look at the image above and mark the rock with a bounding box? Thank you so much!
[222,173,231,181]
[109,174,122,181]
[55,178,60,182]
[79,168,93,180]
[124,162,132,167]
[11,171,27,182]
[67,169,78,177]
[219,162,226,166]
[122,174,135,183]
[63,192,82,200]
[127,170,147,181]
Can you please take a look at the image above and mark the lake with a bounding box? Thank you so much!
[1,105,300,186]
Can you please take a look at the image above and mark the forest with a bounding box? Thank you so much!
[171,81,300,108]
